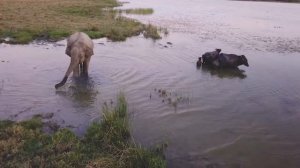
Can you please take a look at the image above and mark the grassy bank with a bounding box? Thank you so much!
[0,95,166,167]
[122,8,154,15]
[0,0,161,44]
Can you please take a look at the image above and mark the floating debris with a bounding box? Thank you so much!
[153,88,191,109]
[167,98,172,104]
[161,90,167,96]
[53,43,65,47]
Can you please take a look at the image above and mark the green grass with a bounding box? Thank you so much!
[143,24,161,40]
[0,94,166,167]
[0,0,162,44]
[120,8,154,15]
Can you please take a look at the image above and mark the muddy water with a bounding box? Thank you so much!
[1,0,300,167]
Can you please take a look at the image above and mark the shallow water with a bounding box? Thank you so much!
[1,0,300,167]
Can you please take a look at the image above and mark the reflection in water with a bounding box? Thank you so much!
[55,77,99,107]
[197,64,247,79]
[0,80,4,94]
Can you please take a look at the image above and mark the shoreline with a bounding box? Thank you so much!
[0,0,160,44]
[0,95,167,167]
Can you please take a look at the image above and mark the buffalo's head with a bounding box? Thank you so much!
[240,55,249,67]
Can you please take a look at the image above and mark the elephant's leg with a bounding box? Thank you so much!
[79,63,84,75]
[73,64,80,77]
[83,57,91,78]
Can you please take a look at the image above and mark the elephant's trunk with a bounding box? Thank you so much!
[55,76,68,89]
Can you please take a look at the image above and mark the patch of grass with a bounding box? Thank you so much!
[0,0,161,44]
[85,30,105,39]
[0,30,35,44]
[143,24,161,40]
[62,6,94,17]
[121,8,154,15]
[48,30,71,41]
[0,94,166,167]
[20,117,43,130]
[11,31,34,44]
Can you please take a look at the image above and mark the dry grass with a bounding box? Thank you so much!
[0,0,160,43]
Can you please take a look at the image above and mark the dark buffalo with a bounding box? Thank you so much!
[202,49,221,65]
[196,57,202,68]
[217,53,249,68]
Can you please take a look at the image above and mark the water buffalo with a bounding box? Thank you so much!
[202,49,221,65]
[217,53,249,68]
[196,57,202,67]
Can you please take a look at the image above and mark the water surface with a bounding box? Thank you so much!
[1,0,300,167]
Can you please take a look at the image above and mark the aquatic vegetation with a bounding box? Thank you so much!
[0,95,166,167]
[0,0,161,44]
[143,24,162,40]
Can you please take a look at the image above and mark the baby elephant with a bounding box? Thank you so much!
[218,53,249,68]
[55,32,94,89]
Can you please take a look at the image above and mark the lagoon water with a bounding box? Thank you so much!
[1,0,300,167]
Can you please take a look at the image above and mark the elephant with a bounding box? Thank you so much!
[217,53,249,68]
[55,32,94,89]
[201,49,222,65]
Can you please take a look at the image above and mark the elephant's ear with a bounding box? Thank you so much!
[65,46,71,56]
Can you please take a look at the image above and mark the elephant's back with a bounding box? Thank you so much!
[67,32,94,49]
